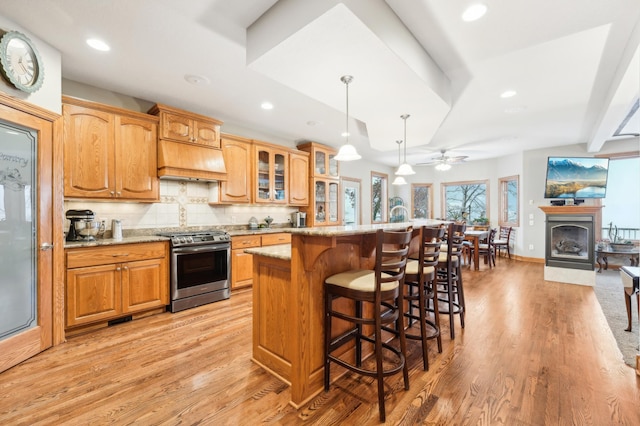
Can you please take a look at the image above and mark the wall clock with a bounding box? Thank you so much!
[0,30,45,93]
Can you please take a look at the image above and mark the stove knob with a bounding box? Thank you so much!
[180,237,187,243]
[187,236,194,243]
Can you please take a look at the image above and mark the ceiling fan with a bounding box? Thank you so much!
[416,150,468,170]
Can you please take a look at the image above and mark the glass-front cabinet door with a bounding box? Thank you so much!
[312,146,339,179]
[254,144,288,204]
[313,179,340,226]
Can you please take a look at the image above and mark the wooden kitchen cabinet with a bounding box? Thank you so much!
[254,142,288,204]
[65,242,169,329]
[288,151,310,206]
[231,233,291,290]
[297,141,339,179]
[297,142,340,226]
[62,96,159,201]
[149,103,222,148]
[219,134,252,203]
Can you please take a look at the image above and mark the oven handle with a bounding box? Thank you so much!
[172,244,230,254]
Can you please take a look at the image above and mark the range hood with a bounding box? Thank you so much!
[157,140,227,181]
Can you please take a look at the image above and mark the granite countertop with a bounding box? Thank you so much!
[64,235,170,249]
[244,244,291,260]
[288,220,446,237]
[227,227,295,237]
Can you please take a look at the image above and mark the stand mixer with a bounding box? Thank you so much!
[66,209,100,241]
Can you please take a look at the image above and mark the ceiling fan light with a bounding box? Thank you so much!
[392,176,407,185]
[334,143,361,161]
[435,163,452,171]
[396,162,416,175]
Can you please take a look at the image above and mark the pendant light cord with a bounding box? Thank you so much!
[401,114,410,163]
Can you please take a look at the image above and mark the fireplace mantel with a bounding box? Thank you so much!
[539,206,603,215]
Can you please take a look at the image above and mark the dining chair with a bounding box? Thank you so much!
[323,228,412,422]
[493,226,512,260]
[402,226,445,370]
[477,228,497,268]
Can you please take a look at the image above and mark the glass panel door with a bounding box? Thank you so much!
[257,149,270,200]
[315,181,326,224]
[274,152,286,201]
[328,181,339,223]
[0,121,37,341]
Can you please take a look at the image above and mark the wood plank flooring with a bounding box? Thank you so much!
[1,260,639,425]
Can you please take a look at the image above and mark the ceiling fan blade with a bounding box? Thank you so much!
[447,155,468,163]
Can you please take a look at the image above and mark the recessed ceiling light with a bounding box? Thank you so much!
[184,74,210,86]
[307,120,323,126]
[86,38,110,51]
[462,3,487,22]
[500,90,517,98]
[261,102,274,110]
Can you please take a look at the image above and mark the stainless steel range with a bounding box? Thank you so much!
[159,230,231,312]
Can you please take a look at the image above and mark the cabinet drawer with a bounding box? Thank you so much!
[66,242,167,269]
[261,233,291,246]
[231,235,261,250]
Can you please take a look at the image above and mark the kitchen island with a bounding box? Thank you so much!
[245,221,443,408]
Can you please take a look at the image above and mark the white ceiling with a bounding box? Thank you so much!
[1,0,639,167]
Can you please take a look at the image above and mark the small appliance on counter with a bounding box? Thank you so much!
[291,211,306,228]
[248,216,259,230]
[66,209,102,242]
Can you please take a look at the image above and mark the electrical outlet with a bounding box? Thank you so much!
[529,220,534,226]
[529,244,534,250]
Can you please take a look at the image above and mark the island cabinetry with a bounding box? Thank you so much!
[219,134,252,203]
[231,233,291,290]
[254,142,288,204]
[65,242,169,331]
[62,96,159,201]
[149,103,221,148]
[296,142,339,226]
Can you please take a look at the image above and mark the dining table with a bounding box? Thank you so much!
[465,229,490,270]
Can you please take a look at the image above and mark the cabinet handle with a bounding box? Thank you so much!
[110,191,115,196]
[116,191,121,197]
[112,253,129,257]
[123,266,128,271]
[116,267,121,271]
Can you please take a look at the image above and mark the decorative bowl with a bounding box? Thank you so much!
[610,243,634,251]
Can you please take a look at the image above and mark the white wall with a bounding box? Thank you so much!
[0,17,61,113]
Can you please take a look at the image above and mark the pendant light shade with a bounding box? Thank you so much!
[435,162,452,171]
[395,114,415,175]
[334,75,361,161]
[392,140,407,185]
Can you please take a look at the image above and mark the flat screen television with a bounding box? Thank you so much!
[544,156,609,199]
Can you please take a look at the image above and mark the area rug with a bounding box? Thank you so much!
[594,269,639,368]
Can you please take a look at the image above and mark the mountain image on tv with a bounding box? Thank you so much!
[544,157,609,198]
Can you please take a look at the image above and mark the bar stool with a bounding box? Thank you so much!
[433,222,466,339]
[402,226,445,370]
[324,228,412,422]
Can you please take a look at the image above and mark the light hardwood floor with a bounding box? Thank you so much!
[1,260,639,425]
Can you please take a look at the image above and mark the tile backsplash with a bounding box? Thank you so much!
[64,180,299,233]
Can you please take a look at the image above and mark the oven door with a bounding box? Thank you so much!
[171,243,230,300]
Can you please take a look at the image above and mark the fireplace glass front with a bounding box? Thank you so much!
[545,215,594,270]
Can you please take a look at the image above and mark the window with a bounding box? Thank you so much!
[441,180,489,223]
[498,175,519,226]
[411,183,433,219]
[371,172,388,223]
[602,155,640,241]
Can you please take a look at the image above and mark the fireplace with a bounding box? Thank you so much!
[545,215,594,270]
[539,206,602,286]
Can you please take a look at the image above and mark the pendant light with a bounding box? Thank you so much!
[395,114,415,175]
[392,140,407,185]
[334,75,361,161]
